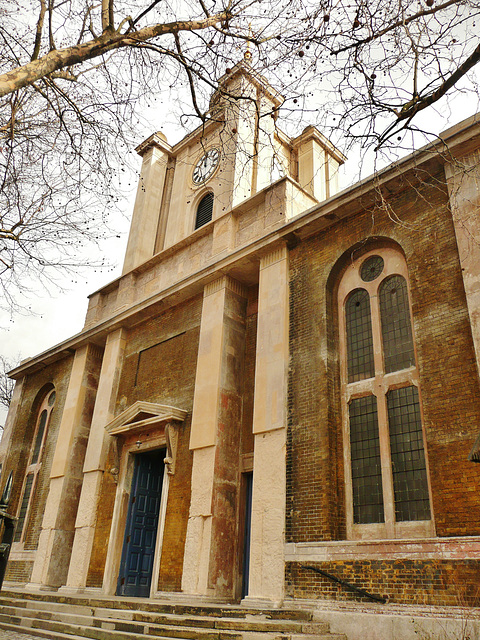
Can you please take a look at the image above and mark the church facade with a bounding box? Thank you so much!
[2,61,480,611]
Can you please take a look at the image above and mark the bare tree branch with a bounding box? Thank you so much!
[396,41,480,121]
[0,12,230,98]
[329,0,462,56]
[0,356,16,410]
[31,0,47,62]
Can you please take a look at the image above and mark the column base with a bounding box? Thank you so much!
[24,582,50,592]
[241,595,284,608]
[57,585,103,596]
[157,592,229,605]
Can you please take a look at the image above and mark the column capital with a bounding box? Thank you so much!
[204,275,249,299]
[259,245,288,270]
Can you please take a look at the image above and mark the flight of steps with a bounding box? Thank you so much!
[0,589,347,640]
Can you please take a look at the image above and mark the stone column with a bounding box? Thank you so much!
[182,276,247,599]
[246,245,289,605]
[64,328,127,590]
[28,344,103,589]
[445,151,480,375]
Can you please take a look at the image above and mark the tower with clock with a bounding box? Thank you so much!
[122,57,344,274]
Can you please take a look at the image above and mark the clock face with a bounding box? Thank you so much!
[192,148,220,185]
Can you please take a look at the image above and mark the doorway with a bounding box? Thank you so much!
[241,471,253,599]
[117,449,165,597]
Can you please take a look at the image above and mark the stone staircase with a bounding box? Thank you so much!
[0,589,347,640]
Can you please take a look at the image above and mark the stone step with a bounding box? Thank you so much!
[0,620,89,640]
[0,610,261,640]
[0,591,313,621]
[0,597,95,618]
[0,619,347,640]
[0,589,347,640]
[0,607,332,640]
[1,599,329,640]
[0,596,329,635]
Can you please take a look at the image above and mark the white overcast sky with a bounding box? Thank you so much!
[1,74,480,428]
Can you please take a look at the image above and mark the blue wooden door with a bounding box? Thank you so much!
[117,450,165,597]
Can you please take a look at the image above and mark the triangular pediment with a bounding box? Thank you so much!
[105,401,187,436]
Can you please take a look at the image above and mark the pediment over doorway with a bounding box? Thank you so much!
[105,402,187,476]
[105,401,187,436]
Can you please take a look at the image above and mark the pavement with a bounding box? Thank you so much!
[0,632,51,640]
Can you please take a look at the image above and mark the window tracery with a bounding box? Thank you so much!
[338,248,433,539]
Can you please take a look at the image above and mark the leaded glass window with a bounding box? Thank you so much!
[14,474,34,542]
[31,410,47,464]
[339,248,432,539]
[379,275,415,373]
[360,255,384,282]
[349,396,384,524]
[387,386,431,522]
[346,289,375,383]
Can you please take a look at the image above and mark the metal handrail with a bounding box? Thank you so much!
[300,564,387,604]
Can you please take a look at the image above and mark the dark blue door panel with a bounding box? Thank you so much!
[117,449,165,597]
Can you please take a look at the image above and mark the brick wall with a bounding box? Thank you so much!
[286,559,480,606]
[86,295,202,591]
[287,167,480,603]
[85,443,119,589]
[4,560,34,584]
[157,414,194,592]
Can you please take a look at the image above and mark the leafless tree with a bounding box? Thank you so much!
[0,356,16,412]
[1,0,480,313]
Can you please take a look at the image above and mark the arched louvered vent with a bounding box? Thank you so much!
[195,193,214,230]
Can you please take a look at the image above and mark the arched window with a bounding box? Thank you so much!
[14,388,56,543]
[194,193,214,230]
[338,248,433,540]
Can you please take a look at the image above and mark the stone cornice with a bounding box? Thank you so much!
[292,125,347,165]
[135,132,172,156]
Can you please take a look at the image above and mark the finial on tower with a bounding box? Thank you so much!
[244,23,253,62]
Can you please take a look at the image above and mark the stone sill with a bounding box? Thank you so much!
[9,548,36,562]
[285,536,480,561]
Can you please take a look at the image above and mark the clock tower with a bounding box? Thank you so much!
[121,58,345,275]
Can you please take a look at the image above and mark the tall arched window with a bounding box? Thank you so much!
[194,193,214,230]
[14,388,56,543]
[338,248,433,540]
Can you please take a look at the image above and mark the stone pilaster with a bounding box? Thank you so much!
[28,344,103,588]
[296,135,327,201]
[445,150,480,377]
[123,144,169,273]
[64,328,126,590]
[182,276,248,599]
[247,245,289,605]
[0,376,25,467]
